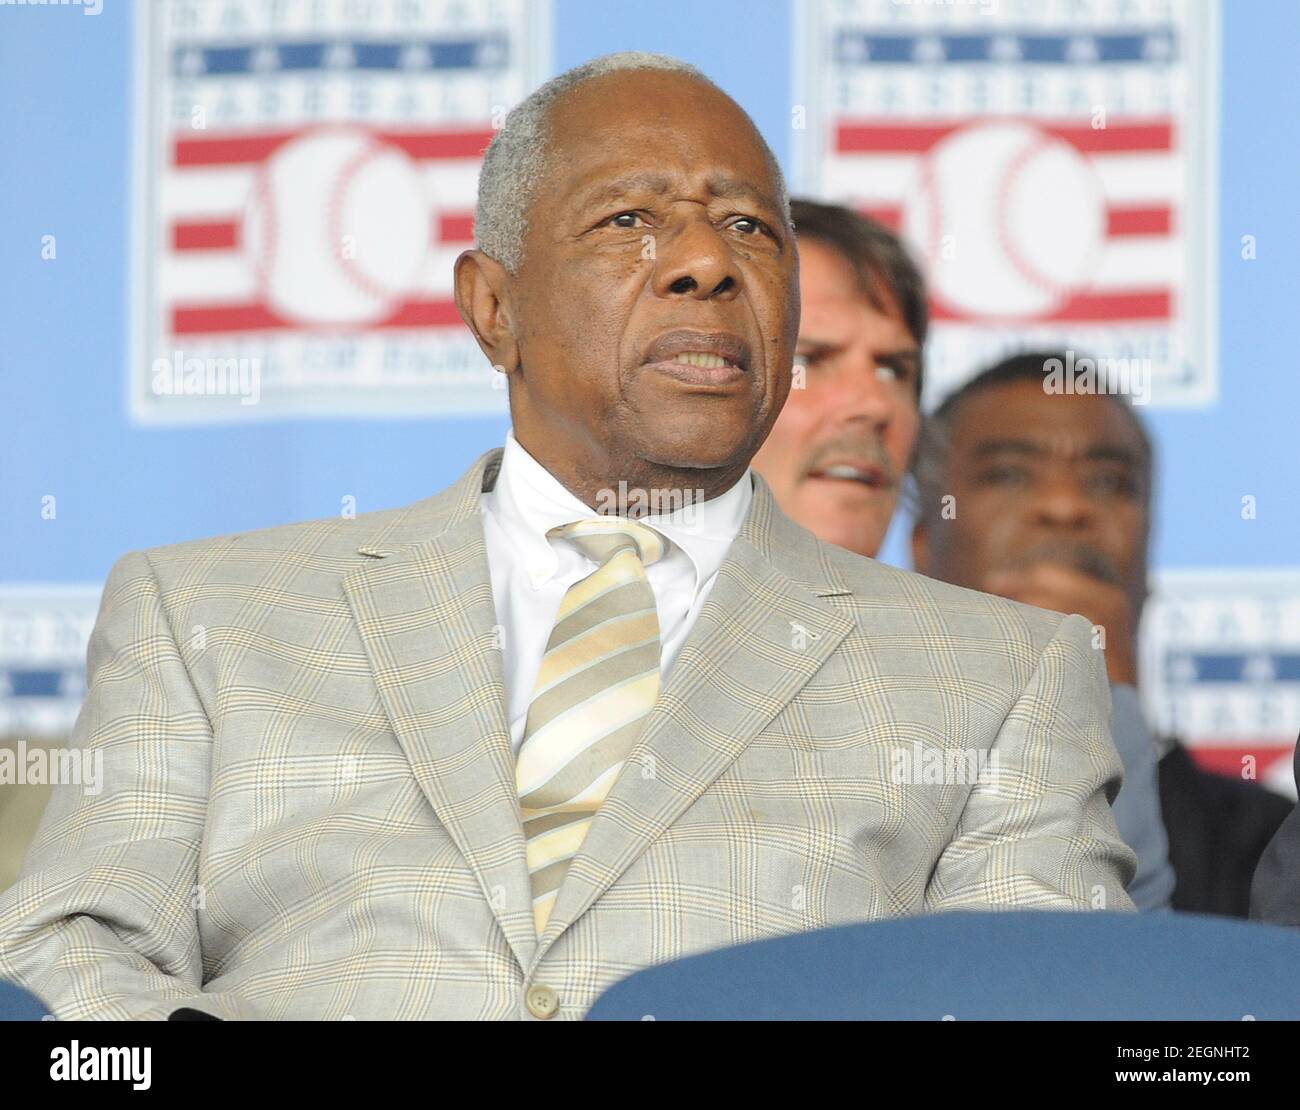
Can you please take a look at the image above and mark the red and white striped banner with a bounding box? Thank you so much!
[131,0,550,423]
[795,0,1218,407]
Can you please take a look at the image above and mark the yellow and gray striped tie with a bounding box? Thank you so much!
[516,518,666,934]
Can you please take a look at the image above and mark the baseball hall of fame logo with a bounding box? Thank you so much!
[130,0,550,423]
[1143,570,1300,800]
[796,0,1219,408]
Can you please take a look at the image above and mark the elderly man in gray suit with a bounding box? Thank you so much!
[0,52,1135,1021]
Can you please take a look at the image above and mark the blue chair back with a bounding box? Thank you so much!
[0,980,48,1021]
[587,911,1300,1019]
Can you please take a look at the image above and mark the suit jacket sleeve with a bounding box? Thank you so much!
[0,551,264,1019]
[924,612,1138,912]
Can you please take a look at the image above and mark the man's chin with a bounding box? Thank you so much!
[794,484,894,557]
[803,476,896,509]
[810,522,886,558]
[634,423,762,475]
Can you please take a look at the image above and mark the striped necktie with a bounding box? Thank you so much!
[515,517,666,934]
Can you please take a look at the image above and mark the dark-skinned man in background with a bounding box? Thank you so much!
[753,209,1172,910]
[0,57,1134,1020]
[910,353,1290,917]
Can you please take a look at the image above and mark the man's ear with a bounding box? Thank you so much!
[910,519,930,574]
[454,249,521,375]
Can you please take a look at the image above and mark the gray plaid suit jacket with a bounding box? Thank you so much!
[0,448,1136,1019]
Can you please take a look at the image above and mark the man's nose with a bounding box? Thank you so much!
[819,356,895,430]
[1032,473,1095,529]
[652,218,744,300]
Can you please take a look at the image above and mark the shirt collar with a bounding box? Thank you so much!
[485,430,752,592]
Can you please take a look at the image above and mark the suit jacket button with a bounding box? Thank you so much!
[526,984,559,1020]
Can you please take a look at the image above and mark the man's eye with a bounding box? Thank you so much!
[607,212,645,229]
[1089,470,1140,498]
[975,465,1029,487]
[729,217,764,235]
[875,363,906,383]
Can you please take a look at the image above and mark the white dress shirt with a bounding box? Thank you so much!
[479,431,752,755]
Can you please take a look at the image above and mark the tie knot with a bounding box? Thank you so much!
[549,518,666,569]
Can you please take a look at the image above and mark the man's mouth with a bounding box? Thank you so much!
[806,462,889,490]
[673,352,735,369]
[1007,540,1125,586]
[641,330,750,387]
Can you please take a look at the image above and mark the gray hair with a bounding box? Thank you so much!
[475,51,790,273]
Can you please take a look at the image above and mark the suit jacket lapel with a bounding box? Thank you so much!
[341,450,539,971]
[532,473,857,964]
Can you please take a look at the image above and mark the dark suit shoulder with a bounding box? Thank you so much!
[1159,744,1293,827]
[1158,741,1294,917]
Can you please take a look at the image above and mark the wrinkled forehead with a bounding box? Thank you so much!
[539,70,784,208]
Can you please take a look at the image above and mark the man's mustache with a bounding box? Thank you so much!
[1001,539,1125,587]
[804,438,899,489]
